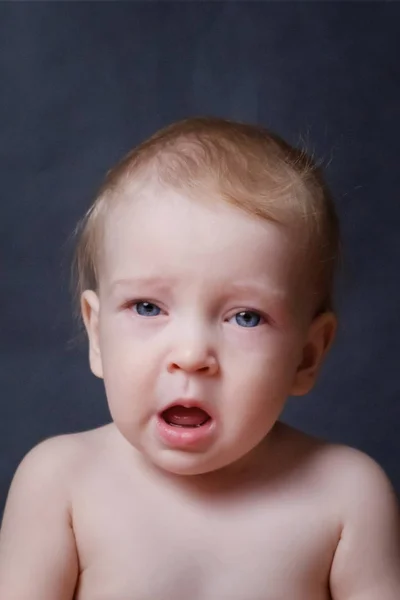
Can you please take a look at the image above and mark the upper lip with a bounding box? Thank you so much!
[159,398,216,420]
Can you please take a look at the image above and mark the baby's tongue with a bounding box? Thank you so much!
[162,406,210,427]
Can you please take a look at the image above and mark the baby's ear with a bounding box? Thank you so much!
[81,290,104,379]
[291,311,337,396]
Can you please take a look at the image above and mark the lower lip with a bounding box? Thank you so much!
[155,415,216,449]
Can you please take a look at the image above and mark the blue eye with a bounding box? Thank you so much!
[234,311,262,328]
[134,301,161,317]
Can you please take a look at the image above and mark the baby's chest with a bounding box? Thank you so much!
[73,495,336,600]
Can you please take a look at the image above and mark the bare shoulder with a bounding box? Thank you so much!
[0,428,112,600]
[6,424,113,503]
[320,438,395,479]
[18,430,86,469]
[309,440,400,597]
[323,441,399,533]
[17,425,108,468]
[307,433,398,505]
[275,422,398,502]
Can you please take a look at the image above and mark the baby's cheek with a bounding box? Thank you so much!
[226,344,299,403]
[223,325,270,353]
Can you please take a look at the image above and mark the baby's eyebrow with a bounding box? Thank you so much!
[107,276,176,294]
[109,278,284,296]
[226,281,287,300]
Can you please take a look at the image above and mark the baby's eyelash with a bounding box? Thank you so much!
[122,297,156,307]
[123,299,164,316]
[134,301,162,317]
[227,309,267,328]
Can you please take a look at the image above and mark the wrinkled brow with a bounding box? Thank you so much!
[107,276,287,299]
[106,276,177,295]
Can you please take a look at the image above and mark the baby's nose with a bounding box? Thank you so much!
[166,342,219,376]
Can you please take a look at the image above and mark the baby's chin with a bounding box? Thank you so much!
[144,443,266,480]
[113,427,225,476]
[155,454,229,477]
[114,422,271,479]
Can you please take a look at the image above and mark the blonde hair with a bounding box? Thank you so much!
[72,117,339,318]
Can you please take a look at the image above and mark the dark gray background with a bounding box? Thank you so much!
[1,1,399,516]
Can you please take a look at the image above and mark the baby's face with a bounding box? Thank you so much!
[84,185,316,475]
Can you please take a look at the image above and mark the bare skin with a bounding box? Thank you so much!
[1,420,399,600]
[1,187,399,597]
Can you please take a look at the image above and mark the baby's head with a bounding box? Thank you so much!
[74,117,339,476]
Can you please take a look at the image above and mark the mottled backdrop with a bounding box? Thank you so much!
[1,1,399,515]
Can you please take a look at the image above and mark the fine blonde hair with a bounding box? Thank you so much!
[72,117,340,318]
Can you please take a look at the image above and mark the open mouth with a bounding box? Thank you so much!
[161,405,211,428]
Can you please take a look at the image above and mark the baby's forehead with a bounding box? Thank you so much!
[101,181,310,264]
[102,183,294,244]
[101,191,309,289]
[104,175,304,230]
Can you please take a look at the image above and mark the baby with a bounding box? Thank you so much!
[0,117,399,599]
